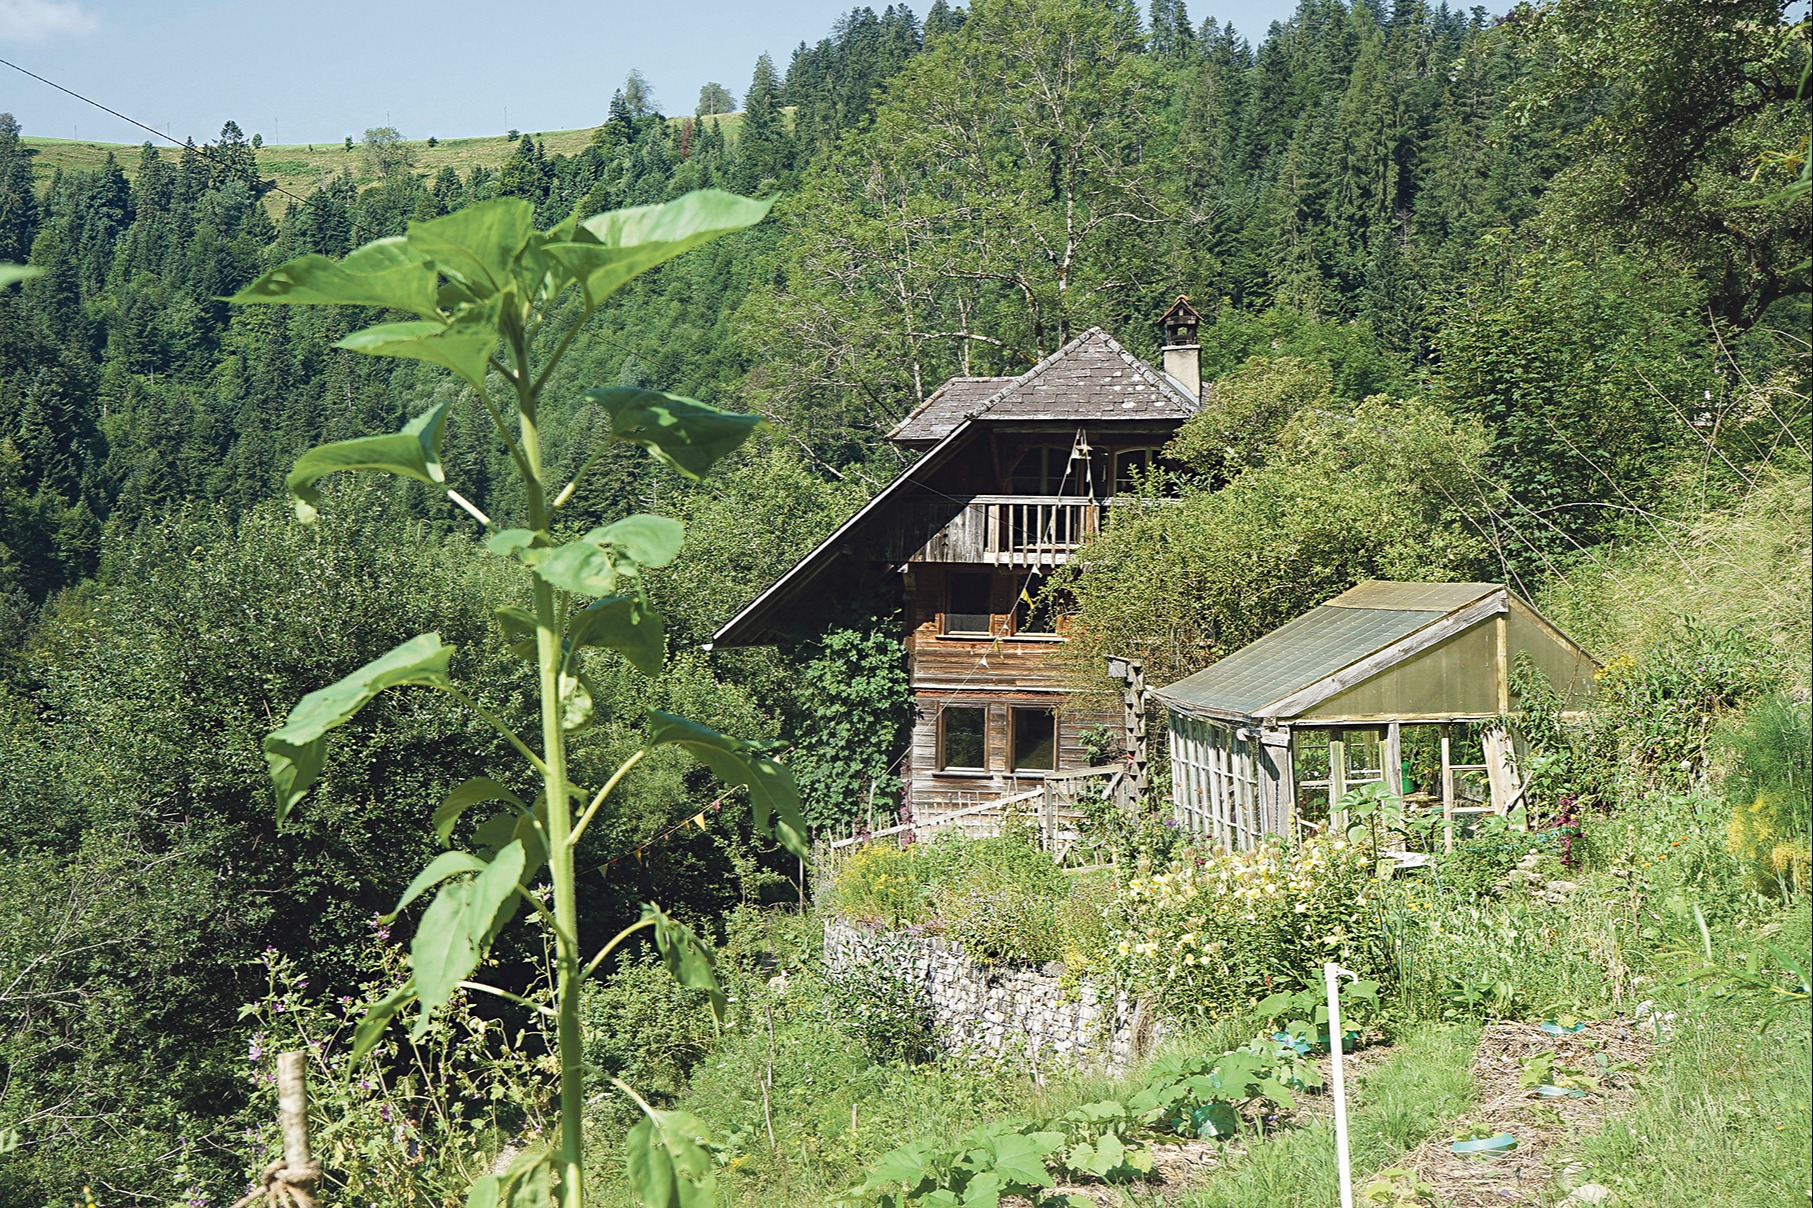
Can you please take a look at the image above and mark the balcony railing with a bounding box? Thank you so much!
[881,495,1103,567]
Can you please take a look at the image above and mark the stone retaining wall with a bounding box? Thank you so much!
[822,919,1161,1071]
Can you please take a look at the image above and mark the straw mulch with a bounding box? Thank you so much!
[1390,1019,1654,1207]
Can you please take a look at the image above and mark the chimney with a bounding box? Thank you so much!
[1159,294,1204,402]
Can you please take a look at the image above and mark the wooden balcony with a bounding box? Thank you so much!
[879,495,1104,567]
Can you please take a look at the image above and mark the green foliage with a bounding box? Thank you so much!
[787,619,915,829]
[236,938,547,1204]
[855,1122,1072,1207]
[925,835,1073,966]
[1513,0,1811,327]
[824,948,941,1066]
[1108,837,1388,1020]
[1165,355,1337,488]
[1434,246,1720,559]
[1593,619,1781,789]
[1061,394,1491,691]
[1716,692,1812,894]
[229,189,795,1207]
[831,843,934,927]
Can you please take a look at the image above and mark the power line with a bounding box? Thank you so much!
[0,53,315,208]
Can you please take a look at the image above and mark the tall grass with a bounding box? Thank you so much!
[1538,456,1811,680]
[1560,989,1811,1207]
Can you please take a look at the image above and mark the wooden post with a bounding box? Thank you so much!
[1495,613,1511,715]
[1384,721,1402,796]
[1329,737,1347,833]
[276,1050,319,1208]
[1440,727,1455,853]
[1104,656,1149,799]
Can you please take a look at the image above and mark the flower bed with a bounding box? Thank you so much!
[1107,837,1386,1019]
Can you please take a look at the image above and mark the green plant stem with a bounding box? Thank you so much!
[510,325,586,1208]
[457,979,559,1019]
[581,916,656,981]
[441,687,549,777]
[570,749,645,848]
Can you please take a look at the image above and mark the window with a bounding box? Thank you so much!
[1113,448,1160,495]
[940,707,987,770]
[1011,574,1058,635]
[1010,707,1057,771]
[944,572,993,635]
[1010,446,1081,495]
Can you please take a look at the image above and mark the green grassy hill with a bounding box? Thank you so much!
[22,113,749,212]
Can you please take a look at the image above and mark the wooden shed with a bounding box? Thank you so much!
[1152,582,1599,849]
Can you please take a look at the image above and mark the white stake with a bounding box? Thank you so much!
[1326,961,1355,1208]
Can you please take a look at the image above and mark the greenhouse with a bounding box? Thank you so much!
[1153,581,1600,849]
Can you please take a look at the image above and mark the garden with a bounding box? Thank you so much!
[214,604,1810,1208]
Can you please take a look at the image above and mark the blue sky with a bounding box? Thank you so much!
[0,0,1303,147]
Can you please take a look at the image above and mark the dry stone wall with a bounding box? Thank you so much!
[822,919,1161,1071]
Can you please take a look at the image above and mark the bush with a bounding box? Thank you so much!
[1594,620,1780,789]
[925,834,1072,965]
[829,842,932,926]
[1108,837,1384,1019]
[1718,693,1812,894]
[581,951,722,1108]
[823,942,941,1065]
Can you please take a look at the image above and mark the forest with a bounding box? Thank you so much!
[0,0,1807,1204]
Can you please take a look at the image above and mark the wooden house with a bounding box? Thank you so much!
[712,305,1207,823]
[1153,581,1600,850]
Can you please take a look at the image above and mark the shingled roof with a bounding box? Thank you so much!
[887,327,1198,444]
[886,377,1012,446]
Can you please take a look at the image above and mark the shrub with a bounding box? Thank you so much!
[581,952,722,1108]
[830,842,932,926]
[1718,693,1812,894]
[823,942,941,1065]
[237,936,546,1205]
[1594,620,1780,789]
[1108,837,1384,1019]
[926,834,1073,965]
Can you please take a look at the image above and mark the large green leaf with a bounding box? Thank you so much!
[412,839,527,1012]
[285,400,452,523]
[524,539,633,597]
[264,633,456,822]
[228,236,438,315]
[334,315,497,388]
[585,388,764,482]
[863,1141,938,1191]
[350,981,418,1062]
[546,190,772,307]
[521,515,681,599]
[985,1131,1060,1186]
[433,777,528,846]
[645,904,726,1019]
[407,199,537,298]
[624,1109,719,1208]
[646,712,808,858]
[0,264,42,289]
[472,807,549,898]
[567,596,665,675]
[591,515,684,567]
[390,850,487,917]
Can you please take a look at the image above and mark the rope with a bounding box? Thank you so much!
[226,1158,321,1208]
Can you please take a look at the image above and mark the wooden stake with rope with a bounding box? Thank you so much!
[230,1051,322,1208]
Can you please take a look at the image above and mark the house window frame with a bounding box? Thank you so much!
[943,570,995,636]
[1009,706,1058,772]
[938,705,990,771]
[1010,445,1084,496]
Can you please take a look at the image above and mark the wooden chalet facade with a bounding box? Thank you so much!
[713,307,1207,823]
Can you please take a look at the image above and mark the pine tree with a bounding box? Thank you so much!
[0,113,39,264]
[732,53,793,194]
